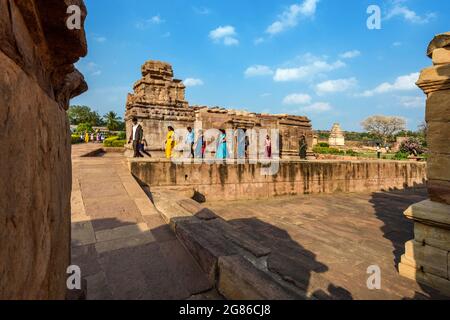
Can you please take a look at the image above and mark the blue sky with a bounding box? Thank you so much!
[71,0,450,131]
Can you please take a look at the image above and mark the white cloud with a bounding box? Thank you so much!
[266,0,319,35]
[183,78,204,87]
[209,26,239,46]
[274,57,345,82]
[245,65,274,77]
[340,50,361,59]
[385,3,436,24]
[300,102,332,113]
[254,37,265,45]
[136,15,165,29]
[398,96,425,108]
[150,15,164,24]
[315,78,357,95]
[360,72,419,97]
[392,41,403,47]
[283,93,312,105]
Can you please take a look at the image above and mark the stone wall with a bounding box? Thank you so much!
[130,160,426,201]
[0,0,88,299]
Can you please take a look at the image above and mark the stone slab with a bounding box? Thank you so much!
[415,222,450,251]
[404,240,448,278]
[218,255,306,300]
[95,231,156,254]
[404,200,450,228]
[95,223,149,242]
[71,221,96,247]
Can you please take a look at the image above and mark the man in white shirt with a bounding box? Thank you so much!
[128,117,144,158]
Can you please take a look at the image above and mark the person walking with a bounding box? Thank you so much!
[185,127,195,158]
[139,138,152,157]
[264,135,272,159]
[194,130,205,159]
[376,143,381,159]
[165,126,176,159]
[84,131,89,143]
[216,129,227,159]
[128,117,144,158]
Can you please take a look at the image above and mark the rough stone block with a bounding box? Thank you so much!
[404,240,448,278]
[218,255,305,300]
[426,90,450,122]
[432,47,450,65]
[428,180,450,205]
[415,222,450,251]
[427,122,450,155]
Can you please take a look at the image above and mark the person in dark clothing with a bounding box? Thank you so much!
[128,117,144,158]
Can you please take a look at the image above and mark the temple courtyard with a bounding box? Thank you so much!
[70,144,447,300]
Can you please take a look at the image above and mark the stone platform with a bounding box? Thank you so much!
[70,144,216,299]
[129,158,427,201]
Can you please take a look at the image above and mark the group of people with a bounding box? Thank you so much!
[79,131,105,144]
[129,118,273,160]
[164,126,273,160]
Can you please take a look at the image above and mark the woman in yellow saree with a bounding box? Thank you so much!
[165,126,176,158]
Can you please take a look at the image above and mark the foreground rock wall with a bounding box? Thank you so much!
[130,160,426,201]
[0,0,88,299]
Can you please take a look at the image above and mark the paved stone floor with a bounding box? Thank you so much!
[206,189,447,299]
[71,144,446,300]
[71,144,213,299]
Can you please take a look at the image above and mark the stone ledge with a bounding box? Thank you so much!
[218,255,306,300]
[151,190,306,300]
[404,200,450,229]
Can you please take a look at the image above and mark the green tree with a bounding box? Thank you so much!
[76,123,93,133]
[104,111,123,131]
[68,105,105,126]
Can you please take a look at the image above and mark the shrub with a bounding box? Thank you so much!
[103,136,119,147]
[346,149,359,157]
[71,134,82,144]
[103,136,126,147]
[75,122,93,133]
[393,151,409,160]
[111,140,126,148]
[313,146,345,156]
[118,131,126,140]
[318,142,330,148]
[400,137,426,156]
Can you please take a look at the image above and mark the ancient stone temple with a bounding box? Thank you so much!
[399,32,450,296]
[0,1,88,299]
[125,60,313,158]
[328,123,345,147]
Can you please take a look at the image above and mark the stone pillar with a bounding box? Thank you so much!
[399,33,450,296]
[0,0,88,299]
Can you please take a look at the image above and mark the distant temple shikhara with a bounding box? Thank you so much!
[125,60,314,158]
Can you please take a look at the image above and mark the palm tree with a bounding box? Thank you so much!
[104,111,122,131]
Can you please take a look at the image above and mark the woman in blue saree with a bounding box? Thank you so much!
[216,129,227,159]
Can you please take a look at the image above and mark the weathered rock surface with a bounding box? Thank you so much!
[400,32,450,297]
[0,0,88,299]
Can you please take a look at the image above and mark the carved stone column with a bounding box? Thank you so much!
[399,32,450,296]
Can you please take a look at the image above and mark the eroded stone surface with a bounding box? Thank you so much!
[0,0,87,299]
